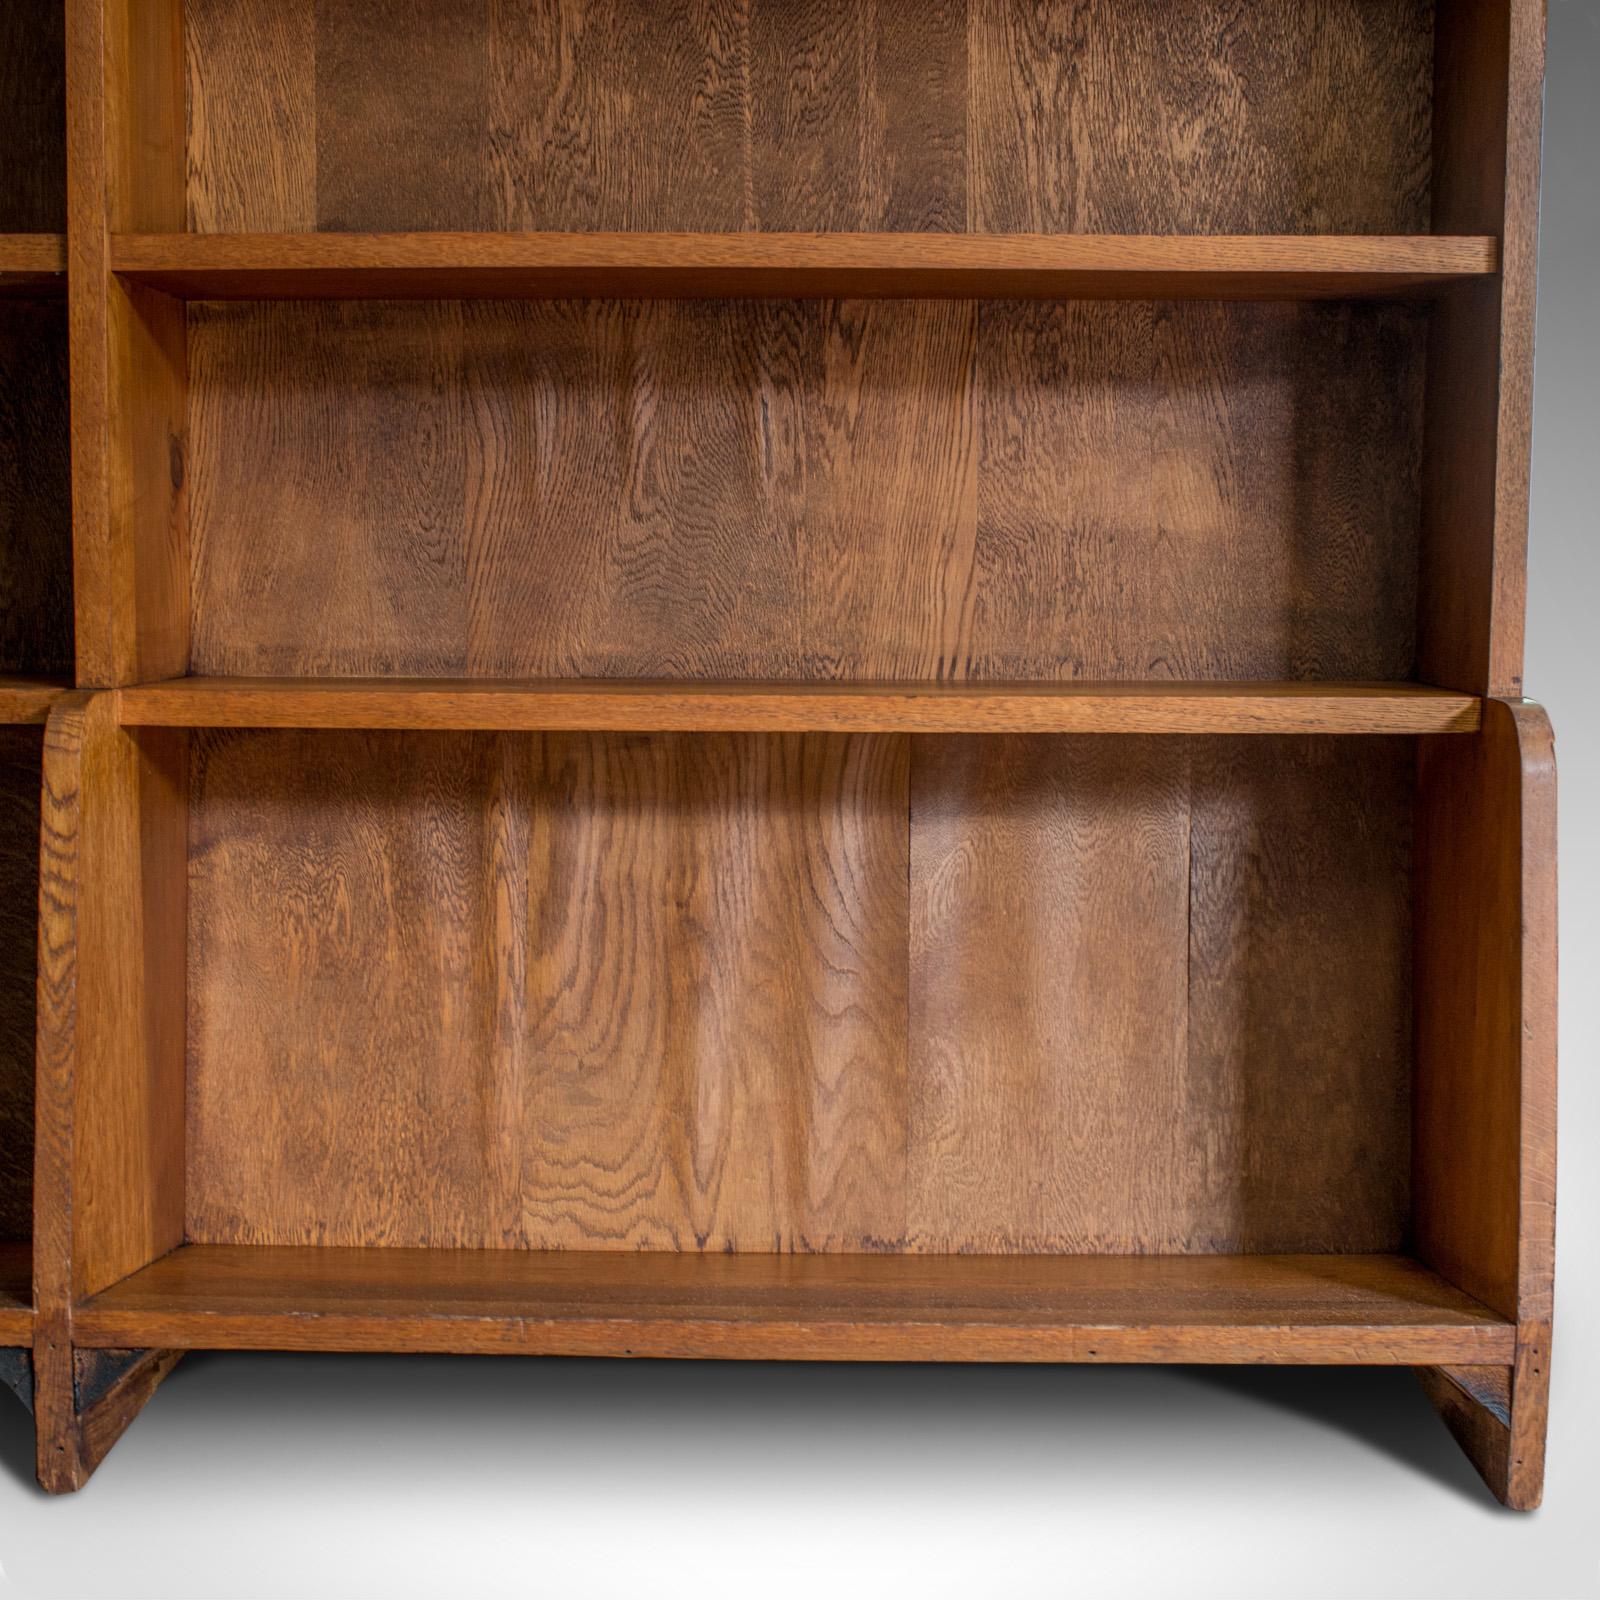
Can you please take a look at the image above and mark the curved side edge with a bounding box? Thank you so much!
[1414,698,1555,1510]
[32,694,183,1492]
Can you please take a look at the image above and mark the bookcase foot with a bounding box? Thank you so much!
[1417,1325,1551,1511]
[32,1333,182,1493]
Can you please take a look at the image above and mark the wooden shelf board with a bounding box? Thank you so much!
[0,1243,33,1344]
[110,232,1499,301]
[114,678,1481,735]
[74,1248,1513,1363]
[0,675,72,725]
[0,233,68,295]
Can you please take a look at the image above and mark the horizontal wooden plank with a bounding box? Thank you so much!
[0,233,67,295]
[74,1248,1514,1363]
[114,679,1482,735]
[111,232,1498,301]
[0,676,71,725]
[0,1242,32,1342]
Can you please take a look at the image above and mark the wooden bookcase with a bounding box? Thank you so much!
[0,0,71,1425]
[18,0,1555,1505]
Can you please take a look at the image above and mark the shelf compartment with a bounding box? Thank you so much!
[74,1247,1512,1364]
[110,232,1497,302]
[0,234,66,296]
[0,676,71,726]
[0,1242,30,1344]
[115,678,1482,735]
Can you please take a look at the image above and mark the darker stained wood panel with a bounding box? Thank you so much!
[0,0,66,234]
[186,297,1426,684]
[0,728,45,1243]
[0,301,74,678]
[909,734,1412,1254]
[182,0,1434,235]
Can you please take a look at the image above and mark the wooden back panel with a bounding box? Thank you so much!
[187,297,1426,683]
[0,0,66,233]
[0,301,73,678]
[0,728,45,1242]
[186,729,1413,1254]
[183,0,1433,235]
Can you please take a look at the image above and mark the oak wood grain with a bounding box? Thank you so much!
[185,729,910,1251]
[74,1246,1515,1365]
[969,0,1432,235]
[1414,699,1556,1508]
[181,0,1434,236]
[32,696,187,1308]
[0,235,68,296]
[110,230,1500,301]
[909,735,1412,1253]
[187,297,1426,684]
[66,0,189,685]
[112,678,1484,736]
[1419,0,1547,697]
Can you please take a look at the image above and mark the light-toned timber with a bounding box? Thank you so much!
[75,1247,1513,1365]
[108,231,1499,302]
[113,679,1483,736]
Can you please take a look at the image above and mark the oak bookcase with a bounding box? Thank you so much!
[5,0,1555,1504]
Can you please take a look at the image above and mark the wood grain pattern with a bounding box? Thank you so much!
[1414,701,1555,1321]
[186,729,910,1251]
[971,0,1432,234]
[1414,699,1555,1508]
[187,297,1426,684]
[1418,0,1547,698]
[67,0,189,685]
[182,0,1433,235]
[74,1246,1514,1365]
[0,0,67,234]
[521,733,907,1251]
[0,301,74,678]
[973,299,1425,682]
[0,234,68,296]
[32,696,187,1308]
[112,678,1484,736]
[188,729,1416,1256]
[0,729,44,1244]
[109,230,1501,302]
[909,735,1412,1254]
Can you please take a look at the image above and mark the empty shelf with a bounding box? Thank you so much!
[75,1248,1513,1364]
[110,231,1499,301]
[113,678,1483,735]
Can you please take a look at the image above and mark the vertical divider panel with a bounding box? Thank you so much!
[1417,0,1545,696]
[68,0,189,685]
[1413,698,1556,1507]
[34,693,186,1488]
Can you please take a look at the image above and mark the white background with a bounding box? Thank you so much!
[2,4,1596,1594]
